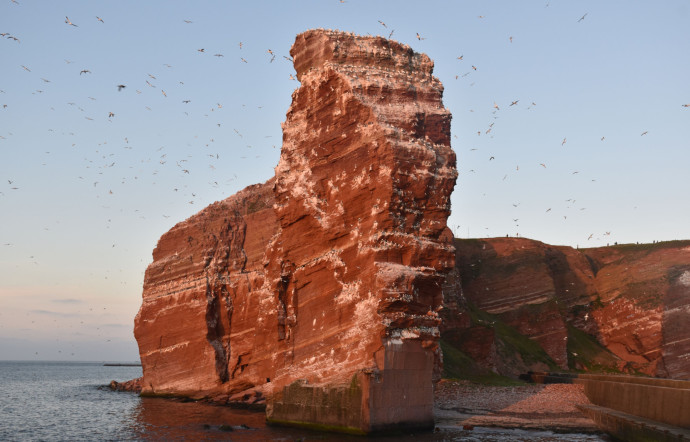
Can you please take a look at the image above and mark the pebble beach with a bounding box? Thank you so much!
[434,381,604,435]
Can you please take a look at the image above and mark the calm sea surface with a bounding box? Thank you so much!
[0,361,608,441]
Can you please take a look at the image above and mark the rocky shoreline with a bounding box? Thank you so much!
[111,376,604,436]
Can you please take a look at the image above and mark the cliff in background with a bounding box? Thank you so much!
[134,29,457,433]
[441,237,690,381]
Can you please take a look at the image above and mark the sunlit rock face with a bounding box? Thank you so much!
[134,29,457,433]
[442,237,690,380]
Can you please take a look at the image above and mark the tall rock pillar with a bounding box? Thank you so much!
[264,29,457,433]
[133,29,457,435]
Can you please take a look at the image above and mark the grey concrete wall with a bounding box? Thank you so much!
[578,375,690,429]
[266,376,367,434]
[368,340,435,432]
[266,340,436,434]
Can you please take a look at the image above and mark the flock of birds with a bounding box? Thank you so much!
[2,7,688,244]
[1,3,688,357]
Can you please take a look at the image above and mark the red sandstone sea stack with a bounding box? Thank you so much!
[134,29,457,433]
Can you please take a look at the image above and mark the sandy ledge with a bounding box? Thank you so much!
[434,381,601,434]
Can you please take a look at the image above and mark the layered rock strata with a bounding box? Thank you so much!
[442,238,690,379]
[134,29,457,433]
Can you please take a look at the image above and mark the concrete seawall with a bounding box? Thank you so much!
[524,372,690,440]
[575,374,690,428]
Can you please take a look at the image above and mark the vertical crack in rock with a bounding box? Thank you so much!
[204,276,230,383]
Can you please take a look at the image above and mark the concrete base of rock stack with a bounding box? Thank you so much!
[132,29,456,435]
[268,341,435,434]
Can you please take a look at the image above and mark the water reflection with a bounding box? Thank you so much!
[123,395,608,442]
[127,396,358,441]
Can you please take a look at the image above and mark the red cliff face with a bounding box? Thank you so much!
[442,238,690,380]
[134,29,457,433]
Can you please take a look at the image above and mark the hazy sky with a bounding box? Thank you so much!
[1,1,689,361]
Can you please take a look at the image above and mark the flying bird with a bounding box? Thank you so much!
[65,16,78,27]
[96,16,104,23]
[641,131,648,136]
[378,20,387,28]
[416,32,425,40]
[80,69,90,75]
[117,84,126,91]
[562,137,567,146]
[578,13,588,22]
[510,100,519,106]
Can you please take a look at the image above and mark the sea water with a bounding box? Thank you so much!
[0,361,608,441]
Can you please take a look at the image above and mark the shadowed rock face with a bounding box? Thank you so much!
[134,29,457,433]
[442,237,690,380]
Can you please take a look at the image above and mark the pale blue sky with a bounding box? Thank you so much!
[1,0,689,361]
